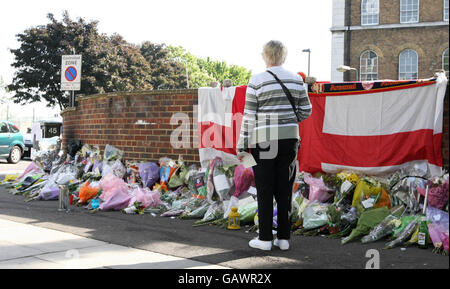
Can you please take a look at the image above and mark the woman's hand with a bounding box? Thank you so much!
[237,149,247,162]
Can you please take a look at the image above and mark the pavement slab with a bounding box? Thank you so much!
[0,217,227,269]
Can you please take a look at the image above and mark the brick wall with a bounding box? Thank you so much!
[61,89,200,165]
[351,0,446,25]
[344,0,449,81]
[349,26,449,80]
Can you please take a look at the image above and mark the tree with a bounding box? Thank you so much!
[198,57,252,86]
[8,12,253,109]
[140,42,186,89]
[168,46,252,88]
[8,12,151,110]
[168,46,215,88]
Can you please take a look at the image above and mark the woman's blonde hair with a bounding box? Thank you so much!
[262,40,287,66]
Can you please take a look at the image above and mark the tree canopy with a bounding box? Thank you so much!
[168,46,252,88]
[8,12,253,109]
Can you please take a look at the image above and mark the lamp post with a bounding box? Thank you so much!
[302,49,311,76]
[337,65,359,81]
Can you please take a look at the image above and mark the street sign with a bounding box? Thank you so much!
[61,55,82,91]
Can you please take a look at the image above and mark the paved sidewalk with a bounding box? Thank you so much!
[0,160,33,175]
[0,218,228,269]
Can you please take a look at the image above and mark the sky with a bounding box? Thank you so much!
[0,0,333,108]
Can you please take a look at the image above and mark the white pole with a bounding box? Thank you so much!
[423,185,429,215]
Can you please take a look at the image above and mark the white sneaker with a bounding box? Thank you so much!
[249,238,272,251]
[273,239,290,250]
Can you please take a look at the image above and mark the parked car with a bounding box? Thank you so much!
[0,121,25,164]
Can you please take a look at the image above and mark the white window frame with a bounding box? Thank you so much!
[361,0,379,25]
[444,0,449,21]
[360,50,378,81]
[400,0,420,24]
[443,48,449,77]
[399,49,418,80]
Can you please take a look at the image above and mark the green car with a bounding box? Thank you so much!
[0,121,25,164]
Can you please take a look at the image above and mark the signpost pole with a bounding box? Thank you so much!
[72,49,75,108]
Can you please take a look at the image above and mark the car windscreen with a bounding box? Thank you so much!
[8,123,20,133]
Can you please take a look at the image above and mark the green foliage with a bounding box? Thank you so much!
[8,12,152,109]
[168,46,215,88]
[139,42,187,90]
[168,46,252,88]
[8,12,253,109]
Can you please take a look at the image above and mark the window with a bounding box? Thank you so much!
[0,122,9,133]
[443,48,449,77]
[361,0,379,25]
[400,0,419,23]
[399,49,418,80]
[360,51,378,81]
[445,0,449,21]
[8,124,19,133]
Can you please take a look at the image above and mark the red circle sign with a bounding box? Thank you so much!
[65,66,77,82]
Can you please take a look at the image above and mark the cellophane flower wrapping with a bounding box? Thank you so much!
[39,186,60,200]
[102,159,126,179]
[79,181,101,203]
[99,190,132,211]
[238,201,258,224]
[302,201,329,230]
[428,223,445,251]
[361,215,401,244]
[417,176,449,210]
[92,157,103,174]
[425,205,449,227]
[138,162,160,189]
[168,162,188,189]
[210,158,234,203]
[16,162,43,182]
[233,165,255,199]
[425,206,449,252]
[200,202,223,223]
[100,173,130,202]
[223,196,240,219]
[103,144,124,162]
[128,187,161,208]
[303,175,333,203]
[341,206,390,244]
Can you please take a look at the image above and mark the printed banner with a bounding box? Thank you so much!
[197,74,447,176]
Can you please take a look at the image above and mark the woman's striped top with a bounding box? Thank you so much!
[236,66,312,151]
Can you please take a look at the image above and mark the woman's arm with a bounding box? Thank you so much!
[297,83,312,122]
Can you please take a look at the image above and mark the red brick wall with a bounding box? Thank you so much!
[61,90,200,164]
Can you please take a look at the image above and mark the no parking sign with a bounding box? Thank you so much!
[61,55,82,91]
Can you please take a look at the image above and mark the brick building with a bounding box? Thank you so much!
[331,0,449,82]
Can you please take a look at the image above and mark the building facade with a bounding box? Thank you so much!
[331,0,449,82]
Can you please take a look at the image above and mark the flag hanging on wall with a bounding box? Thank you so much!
[300,74,447,176]
[197,73,447,176]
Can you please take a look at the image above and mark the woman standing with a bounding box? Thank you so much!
[237,40,312,251]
